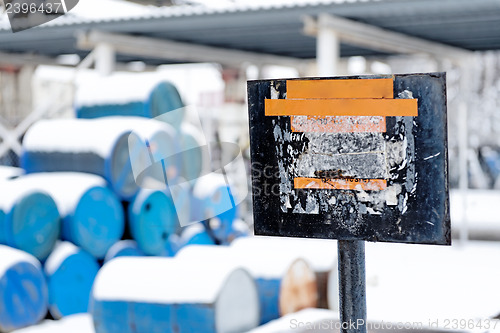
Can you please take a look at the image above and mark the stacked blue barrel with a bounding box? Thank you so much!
[0,73,252,332]
[0,73,336,332]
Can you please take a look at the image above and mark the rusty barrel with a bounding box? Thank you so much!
[231,236,339,310]
[176,244,318,325]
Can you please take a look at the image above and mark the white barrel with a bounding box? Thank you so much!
[91,256,260,333]
[231,236,339,310]
[0,245,48,332]
[22,117,181,200]
[44,242,100,319]
[10,173,124,259]
[176,245,318,324]
[11,313,94,333]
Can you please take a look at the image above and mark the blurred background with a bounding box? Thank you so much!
[0,0,500,332]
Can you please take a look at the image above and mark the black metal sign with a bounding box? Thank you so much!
[247,73,450,245]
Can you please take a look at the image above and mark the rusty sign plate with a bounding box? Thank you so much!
[247,73,450,245]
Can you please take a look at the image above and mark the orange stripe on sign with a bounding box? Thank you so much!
[294,177,387,191]
[290,116,386,133]
[265,98,418,117]
[287,78,394,99]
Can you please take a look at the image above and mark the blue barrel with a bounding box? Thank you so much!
[128,189,178,256]
[226,218,250,243]
[75,74,184,128]
[104,240,144,263]
[90,257,260,333]
[16,173,124,259]
[0,182,60,260]
[178,223,216,248]
[21,117,181,200]
[192,174,238,244]
[0,245,48,331]
[44,242,99,319]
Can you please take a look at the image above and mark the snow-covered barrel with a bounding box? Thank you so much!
[0,245,48,332]
[128,189,178,256]
[191,174,238,244]
[178,223,216,248]
[168,180,191,228]
[91,257,260,333]
[176,245,318,325]
[0,181,60,260]
[21,117,181,200]
[179,123,207,184]
[75,74,185,128]
[44,242,99,319]
[0,166,23,180]
[104,240,144,263]
[12,173,124,259]
[231,236,338,310]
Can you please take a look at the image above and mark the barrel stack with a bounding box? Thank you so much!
[8,173,125,259]
[0,74,331,332]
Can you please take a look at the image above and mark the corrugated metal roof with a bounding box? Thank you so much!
[0,0,499,65]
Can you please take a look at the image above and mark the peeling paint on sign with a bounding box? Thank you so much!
[247,73,450,245]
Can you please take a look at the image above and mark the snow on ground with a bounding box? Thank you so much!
[248,308,338,333]
[11,314,94,333]
[365,240,500,326]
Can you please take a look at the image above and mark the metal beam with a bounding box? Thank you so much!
[77,30,309,69]
[304,14,473,62]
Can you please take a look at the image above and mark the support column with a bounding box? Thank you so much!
[95,42,115,76]
[316,14,340,76]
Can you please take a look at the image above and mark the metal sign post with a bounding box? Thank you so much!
[247,73,450,330]
[338,240,366,333]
